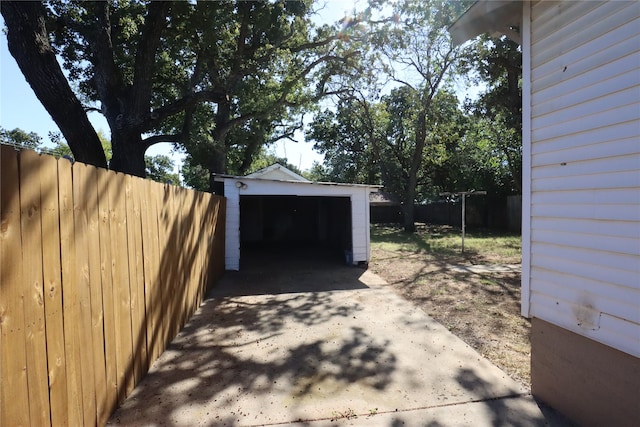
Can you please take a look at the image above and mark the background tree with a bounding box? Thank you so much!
[180,145,303,191]
[0,127,43,150]
[306,97,386,184]
[467,35,522,192]
[180,156,210,192]
[439,114,518,195]
[359,0,471,231]
[381,88,469,203]
[171,1,359,189]
[47,130,113,161]
[145,155,180,185]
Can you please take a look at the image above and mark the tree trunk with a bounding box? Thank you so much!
[207,146,226,192]
[403,113,428,233]
[109,129,146,177]
[207,100,233,190]
[1,1,107,168]
[402,192,417,233]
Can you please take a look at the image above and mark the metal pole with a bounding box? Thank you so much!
[461,193,466,253]
[439,190,486,254]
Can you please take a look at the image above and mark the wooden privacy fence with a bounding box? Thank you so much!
[0,146,226,427]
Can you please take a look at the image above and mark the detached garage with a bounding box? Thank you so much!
[215,164,379,271]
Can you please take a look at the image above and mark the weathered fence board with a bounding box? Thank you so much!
[20,150,51,427]
[125,174,146,388]
[72,163,98,426]
[142,179,163,365]
[97,168,119,419]
[39,154,68,427]
[0,147,225,426]
[110,171,135,403]
[0,146,31,426]
[58,153,84,426]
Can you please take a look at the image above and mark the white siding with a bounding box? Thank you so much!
[350,189,369,264]
[224,180,241,271]
[521,0,532,316]
[528,0,640,357]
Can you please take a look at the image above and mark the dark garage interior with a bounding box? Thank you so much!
[240,195,352,263]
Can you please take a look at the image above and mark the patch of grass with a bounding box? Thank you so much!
[429,286,447,297]
[371,223,521,264]
[480,278,499,287]
[454,303,468,311]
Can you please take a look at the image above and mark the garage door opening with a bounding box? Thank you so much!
[240,195,352,266]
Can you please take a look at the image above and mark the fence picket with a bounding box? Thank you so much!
[178,187,191,326]
[85,165,108,426]
[185,189,199,316]
[40,155,69,427]
[19,150,51,426]
[58,154,84,426]
[147,180,165,363]
[0,146,31,427]
[72,163,98,426]
[163,185,179,342]
[157,184,173,349]
[97,169,118,416]
[108,172,135,403]
[125,175,147,386]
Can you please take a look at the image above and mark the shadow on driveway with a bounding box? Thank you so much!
[211,247,371,296]
[108,253,570,426]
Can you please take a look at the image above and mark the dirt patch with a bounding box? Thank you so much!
[369,225,531,388]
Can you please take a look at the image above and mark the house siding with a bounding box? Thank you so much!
[529,0,640,357]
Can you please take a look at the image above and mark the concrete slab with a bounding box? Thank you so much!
[107,261,569,427]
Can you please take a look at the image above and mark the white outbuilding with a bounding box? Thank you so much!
[214,164,379,271]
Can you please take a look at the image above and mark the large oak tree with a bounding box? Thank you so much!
[2,1,356,180]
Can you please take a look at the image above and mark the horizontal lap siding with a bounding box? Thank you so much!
[530,1,640,357]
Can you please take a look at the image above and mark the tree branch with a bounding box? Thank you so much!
[143,89,229,129]
[289,34,340,53]
[266,122,303,144]
[131,1,171,118]
[142,133,184,149]
[84,2,123,113]
[1,1,107,168]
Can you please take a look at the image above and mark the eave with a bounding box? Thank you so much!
[449,0,522,46]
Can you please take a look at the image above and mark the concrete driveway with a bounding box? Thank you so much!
[108,251,572,426]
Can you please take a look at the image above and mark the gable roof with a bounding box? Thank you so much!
[449,0,521,46]
[245,163,310,182]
